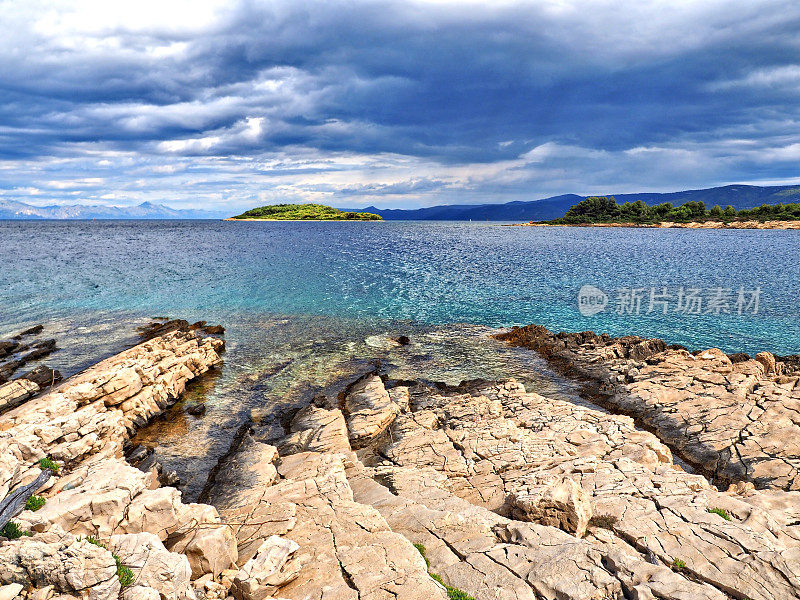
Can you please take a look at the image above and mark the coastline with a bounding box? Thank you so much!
[509,219,800,229]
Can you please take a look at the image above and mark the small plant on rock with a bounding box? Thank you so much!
[25,495,46,511]
[708,507,731,521]
[413,541,476,600]
[38,457,60,473]
[1,521,32,539]
[413,543,430,568]
[672,558,687,570]
[80,535,107,549]
[114,554,134,587]
[589,513,618,530]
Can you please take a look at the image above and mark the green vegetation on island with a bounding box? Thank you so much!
[543,196,800,225]
[230,203,382,221]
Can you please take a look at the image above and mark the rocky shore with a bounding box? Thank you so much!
[3,321,800,600]
[495,324,800,491]
[0,325,62,413]
[0,323,229,600]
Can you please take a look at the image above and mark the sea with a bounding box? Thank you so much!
[2,219,798,498]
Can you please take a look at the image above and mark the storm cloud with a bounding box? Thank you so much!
[1,0,799,210]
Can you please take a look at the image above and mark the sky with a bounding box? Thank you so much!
[1,0,799,211]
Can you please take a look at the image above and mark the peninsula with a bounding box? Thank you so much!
[514,195,800,229]
[227,203,382,221]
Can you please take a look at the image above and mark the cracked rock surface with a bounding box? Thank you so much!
[0,329,234,600]
[207,371,800,600]
[496,324,800,491]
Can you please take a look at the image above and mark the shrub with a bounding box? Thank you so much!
[548,196,800,225]
[589,514,618,530]
[708,507,732,521]
[24,495,46,511]
[672,558,687,570]
[1,521,31,539]
[38,457,60,473]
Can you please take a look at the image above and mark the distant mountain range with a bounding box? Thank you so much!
[339,184,800,221]
[0,199,223,220]
[3,183,800,221]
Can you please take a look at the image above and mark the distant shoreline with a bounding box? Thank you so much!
[509,220,800,230]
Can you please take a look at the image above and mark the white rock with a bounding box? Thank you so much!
[230,537,301,600]
[0,584,24,600]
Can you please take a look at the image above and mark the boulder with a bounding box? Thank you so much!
[754,351,777,375]
[345,375,399,445]
[230,537,301,600]
[167,503,237,579]
[509,478,593,538]
[0,531,120,600]
[279,407,350,454]
[110,533,195,600]
[0,584,23,600]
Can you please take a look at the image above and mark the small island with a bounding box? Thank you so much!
[227,203,382,221]
[514,196,800,229]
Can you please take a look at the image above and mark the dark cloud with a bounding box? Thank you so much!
[0,0,799,209]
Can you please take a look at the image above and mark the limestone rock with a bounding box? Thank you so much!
[230,537,301,600]
[0,330,223,500]
[0,531,120,600]
[278,406,350,454]
[0,584,24,600]
[0,379,39,413]
[110,533,195,600]
[122,586,161,600]
[167,503,238,579]
[509,477,592,538]
[205,435,278,510]
[344,375,399,445]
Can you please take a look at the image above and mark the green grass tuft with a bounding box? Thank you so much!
[79,535,108,549]
[708,507,732,521]
[672,558,687,570]
[38,457,60,473]
[413,543,430,569]
[444,588,476,600]
[24,495,46,511]
[413,540,475,600]
[1,521,32,539]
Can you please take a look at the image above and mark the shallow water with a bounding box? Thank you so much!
[132,318,586,500]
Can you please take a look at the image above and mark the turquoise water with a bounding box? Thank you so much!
[1,219,798,355]
[2,219,798,498]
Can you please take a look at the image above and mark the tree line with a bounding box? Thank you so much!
[547,196,800,224]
